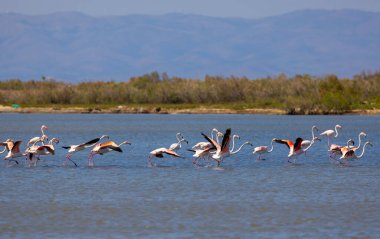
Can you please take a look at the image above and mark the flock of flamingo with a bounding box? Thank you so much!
[0,124,373,168]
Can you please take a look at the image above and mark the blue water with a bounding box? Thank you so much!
[0,114,379,238]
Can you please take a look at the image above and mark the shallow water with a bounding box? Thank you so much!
[0,114,379,238]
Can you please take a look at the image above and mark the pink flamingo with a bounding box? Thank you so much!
[252,138,275,160]
[88,141,131,166]
[62,135,109,166]
[1,139,23,165]
[274,136,320,163]
[148,147,183,167]
[320,124,342,146]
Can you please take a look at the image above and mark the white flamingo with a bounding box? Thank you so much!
[301,126,319,149]
[88,141,131,166]
[62,135,109,166]
[253,138,276,160]
[320,124,342,146]
[168,133,188,151]
[27,125,48,146]
[192,128,223,150]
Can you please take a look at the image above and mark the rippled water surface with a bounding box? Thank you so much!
[1,114,379,238]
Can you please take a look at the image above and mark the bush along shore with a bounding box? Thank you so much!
[0,71,379,115]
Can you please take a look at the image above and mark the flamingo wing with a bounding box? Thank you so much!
[273,139,293,149]
[201,133,219,150]
[105,145,123,152]
[220,128,231,152]
[163,149,182,158]
[12,141,22,152]
[38,145,55,155]
[83,138,101,146]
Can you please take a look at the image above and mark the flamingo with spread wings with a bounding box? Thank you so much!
[88,140,131,166]
[274,136,320,163]
[62,135,109,166]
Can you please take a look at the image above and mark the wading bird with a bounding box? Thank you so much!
[320,124,342,146]
[88,141,131,166]
[27,125,49,146]
[148,147,183,167]
[62,135,109,166]
[252,138,276,160]
[168,133,188,151]
[25,138,59,166]
[202,128,253,167]
[1,139,23,165]
[274,136,320,163]
[192,128,223,150]
[302,126,319,150]
[328,138,355,160]
[340,141,373,162]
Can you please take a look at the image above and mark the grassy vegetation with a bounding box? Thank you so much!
[0,71,379,114]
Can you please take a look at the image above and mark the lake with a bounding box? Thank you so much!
[0,114,379,238]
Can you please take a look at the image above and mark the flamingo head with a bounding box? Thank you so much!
[313,137,321,141]
[295,138,304,144]
[347,139,355,146]
[359,132,367,137]
[100,135,109,140]
[367,141,373,147]
[41,135,49,142]
[246,141,253,147]
[41,125,48,130]
[217,132,224,137]
[336,124,342,129]
[121,141,131,145]
[312,126,319,131]
[50,138,59,144]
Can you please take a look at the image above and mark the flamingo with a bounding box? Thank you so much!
[148,147,183,167]
[202,128,253,167]
[25,138,59,166]
[328,138,355,160]
[192,128,223,150]
[252,138,276,160]
[27,125,49,146]
[88,141,131,166]
[62,135,109,166]
[320,124,342,146]
[301,126,319,149]
[274,136,320,163]
[1,139,23,165]
[340,141,373,162]
[168,133,188,151]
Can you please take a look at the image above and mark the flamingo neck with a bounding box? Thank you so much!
[311,126,317,139]
[357,142,370,158]
[230,135,239,152]
[267,140,275,153]
[334,125,340,138]
[303,138,316,152]
[231,142,250,154]
[357,133,365,149]
[0,147,6,154]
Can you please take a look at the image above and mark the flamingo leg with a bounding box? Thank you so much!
[147,156,153,167]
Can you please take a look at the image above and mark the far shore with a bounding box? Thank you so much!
[0,105,379,115]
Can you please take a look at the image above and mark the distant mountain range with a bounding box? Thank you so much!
[0,9,379,82]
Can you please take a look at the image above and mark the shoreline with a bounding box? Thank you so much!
[0,105,379,115]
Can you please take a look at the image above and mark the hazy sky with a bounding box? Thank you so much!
[1,0,380,18]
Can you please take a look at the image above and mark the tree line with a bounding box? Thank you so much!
[0,71,379,114]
